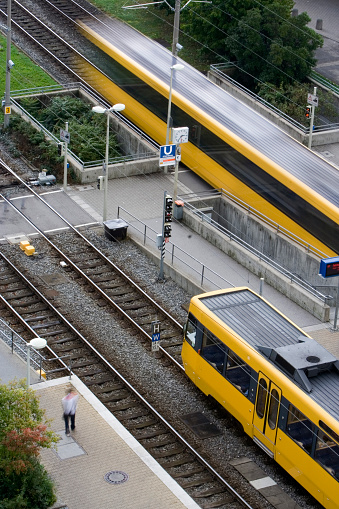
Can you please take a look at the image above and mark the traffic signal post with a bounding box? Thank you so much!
[158,191,173,280]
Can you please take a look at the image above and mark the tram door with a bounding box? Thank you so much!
[252,372,281,456]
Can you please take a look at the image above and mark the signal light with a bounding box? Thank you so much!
[57,143,63,156]
[165,210,172,222]
[165,195,173,214]
[164,223,172,238]
[305,106,311,118]
[164,195,173,238]
[97,176,104,190]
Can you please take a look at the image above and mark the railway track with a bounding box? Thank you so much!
[0,247,254,509]
[0,0,100,84]
[0,185,184,367]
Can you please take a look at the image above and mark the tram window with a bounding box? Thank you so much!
[286,405,314,454]
[225,350,251,396]
[315,429,339,480]
[185,314,197,348]
[255,378,267,419]
[319,421,339,445]
[201,329,226,374]
[268,389,280,430]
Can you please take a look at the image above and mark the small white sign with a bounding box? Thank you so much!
[307,94,318,107]
[152,332,160,352]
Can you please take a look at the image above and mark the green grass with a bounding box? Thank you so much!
[0,35,57,97]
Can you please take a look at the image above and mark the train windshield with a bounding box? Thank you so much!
[185,313,197,348]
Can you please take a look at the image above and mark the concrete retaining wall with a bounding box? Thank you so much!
[130,240,204,299]
[182,202,330,322]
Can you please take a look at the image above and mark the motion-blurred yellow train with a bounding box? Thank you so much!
[182,287,339,508]
[79,17,339,256]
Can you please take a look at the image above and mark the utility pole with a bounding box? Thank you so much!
[63,122,69,191]
[172,0,181,58]
[308,86,317,149]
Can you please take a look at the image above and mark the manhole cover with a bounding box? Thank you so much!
[180,411,221,439]
[104,471,129,485]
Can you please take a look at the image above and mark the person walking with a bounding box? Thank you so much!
[62,388,79,437]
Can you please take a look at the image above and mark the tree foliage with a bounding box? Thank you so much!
[20,95,122,162]
[0,380,57,474]
[0,381,57,509]
[257,81,337,126]
[181,0,323,87]
[7,94,123,181]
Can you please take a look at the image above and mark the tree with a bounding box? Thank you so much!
[18,95,122,164]
[225,3,323,87]
[181,0,323,87]
[181,0,260,56]
[0,380,57,508]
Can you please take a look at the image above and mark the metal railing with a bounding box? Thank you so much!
[118,205,329,303]
[210,64,339,132]
[0,318,46,380]
[10,97,157,170]
[310,71,339,96]
[117,206,234,291]
[0,318,74,381]
[182,188,331,260]
[179,192,329,303]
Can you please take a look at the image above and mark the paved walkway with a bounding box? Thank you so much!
[0,339,198,509]
[35,376,198,509]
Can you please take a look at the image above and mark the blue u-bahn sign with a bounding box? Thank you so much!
[159,144,176,167]
[319,257,339,278]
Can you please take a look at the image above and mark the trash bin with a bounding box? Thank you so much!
[103,219,129,242]
[173,200,184,220]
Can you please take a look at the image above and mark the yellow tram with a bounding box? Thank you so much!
[78,18,339,255]
[182,287,339,508]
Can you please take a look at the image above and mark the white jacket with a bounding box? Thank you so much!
[62,392,79,415]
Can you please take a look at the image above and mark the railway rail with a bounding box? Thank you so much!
[0,0,89,82]
[0,161,259,508]
[0,183,185,366]
[0,250,254,509]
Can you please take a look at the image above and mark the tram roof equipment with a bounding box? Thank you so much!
[199,289,339,420]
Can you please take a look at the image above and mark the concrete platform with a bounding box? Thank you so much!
[0,189,99,242]
[35,376,199,509]
[0,337,198,508]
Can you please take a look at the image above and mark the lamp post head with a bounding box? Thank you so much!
[171,64,184,71]
[111,103,125,112]
[92,105,106,114]
[92,104,125,114]
[29,337,47,349]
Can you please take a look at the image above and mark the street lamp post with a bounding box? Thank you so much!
[92,103,126,222]
[27,337,47,388]
[165,63,184,145]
